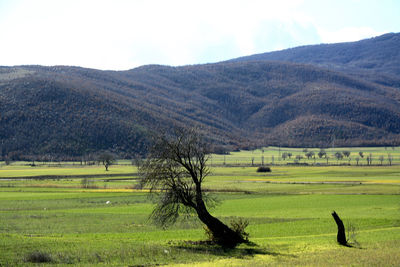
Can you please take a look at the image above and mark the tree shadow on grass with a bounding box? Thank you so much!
[169,240,296,259]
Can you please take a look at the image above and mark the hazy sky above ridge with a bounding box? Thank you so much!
[0,0,399,70]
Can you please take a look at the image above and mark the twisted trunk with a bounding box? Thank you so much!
[194,185,244,247]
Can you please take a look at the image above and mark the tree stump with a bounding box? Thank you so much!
[331,211,349,246]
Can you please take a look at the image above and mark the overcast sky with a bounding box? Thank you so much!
[0,0,399,70]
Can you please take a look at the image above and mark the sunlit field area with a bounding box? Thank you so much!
[1,147,399,266]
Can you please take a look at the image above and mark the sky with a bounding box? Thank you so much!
[0,0,399,70]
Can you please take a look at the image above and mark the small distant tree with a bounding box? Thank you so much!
[318,149,326,159]
[387,153,393,166]
[334,152,343,163]
[305,151,315,160]
[295,155,303,161]
[282,152,288,160]
[379,155,384,165]
[355,157,360,166]
[369,153,373,165]
[287,152,292,159]
[98,153,115,171]
[342,151,351,158]
[81,178,94,189]
[4,157,11,166]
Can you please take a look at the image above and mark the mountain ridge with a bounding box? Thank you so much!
[229,32,400,78]
[1,33,400,159]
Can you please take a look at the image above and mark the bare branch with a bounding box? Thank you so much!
[138,127,246,247]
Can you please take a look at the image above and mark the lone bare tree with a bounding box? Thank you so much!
[138,128,247,247]
[334,152,343,163]
[98,153,115,171]
[305,151,315,160]
[342,151,351,158]
[318,149,326,159]
[366,153,373,165]
[379,155,385,165]
[388,153,393,166]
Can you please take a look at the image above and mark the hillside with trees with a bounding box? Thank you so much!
[230,33,400,76]
[1,33,400,159]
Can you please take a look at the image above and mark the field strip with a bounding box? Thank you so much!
[244,179,400,185]
[79,188,150,193]
[252,226,400,240]
[0,173,138,180]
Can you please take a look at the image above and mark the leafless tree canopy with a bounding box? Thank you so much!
[139,127,246,247]
[139,128,209,225]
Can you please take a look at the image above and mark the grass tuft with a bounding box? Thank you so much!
[24,251,53,263]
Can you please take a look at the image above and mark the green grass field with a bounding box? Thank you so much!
[210,146,400,166]
[0,147,399,266]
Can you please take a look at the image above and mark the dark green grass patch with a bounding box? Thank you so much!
[24,251,53,263]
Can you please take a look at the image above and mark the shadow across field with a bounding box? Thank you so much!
[169,240,296,259]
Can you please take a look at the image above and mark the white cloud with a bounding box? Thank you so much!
[0,0,396,69]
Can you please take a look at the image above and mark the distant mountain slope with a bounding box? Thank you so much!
[139,62,400,148]
[230,33,400,79]
[0,71,148,158]
[1,33,400,159]
[0,65,248,159]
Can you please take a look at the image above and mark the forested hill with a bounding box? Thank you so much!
[229,32,400,86]
[1,33,400,159]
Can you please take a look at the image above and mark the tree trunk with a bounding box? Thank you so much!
[331,211,348,246]
[195,200,244,248]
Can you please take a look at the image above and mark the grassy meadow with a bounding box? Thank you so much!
[0,147,399,266]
